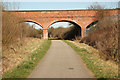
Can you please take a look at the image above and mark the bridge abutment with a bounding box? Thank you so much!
[43,27,87,39]
[81,27,86,37]
[43,28,48,39]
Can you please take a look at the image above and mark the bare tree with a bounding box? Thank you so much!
[88,2,105,10]
[2,2,20,11]
[88,2,111,20]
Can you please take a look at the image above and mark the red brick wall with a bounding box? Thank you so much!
[3,9,118,39]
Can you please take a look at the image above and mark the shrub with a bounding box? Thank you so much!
[2,12,24,48]
[80,15,119,62]
[2,11,42,51]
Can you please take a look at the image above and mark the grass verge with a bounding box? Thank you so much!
[2,40,51,79]
[63,40,118,80]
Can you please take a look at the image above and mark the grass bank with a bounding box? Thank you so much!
[63,40,118,80]
[2,40,51,79]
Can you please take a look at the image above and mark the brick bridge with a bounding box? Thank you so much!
[5,9,118,39]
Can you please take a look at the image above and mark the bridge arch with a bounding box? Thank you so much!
[43,20,82,39]
[19,19,44,38]
[86,20,98,28]
[48,20,81,29]
[86,20,98,35]
[19,19,43,28]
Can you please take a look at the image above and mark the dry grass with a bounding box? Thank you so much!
[2,37,43,74]
[3,40,51,78]
[68,40,118,78]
